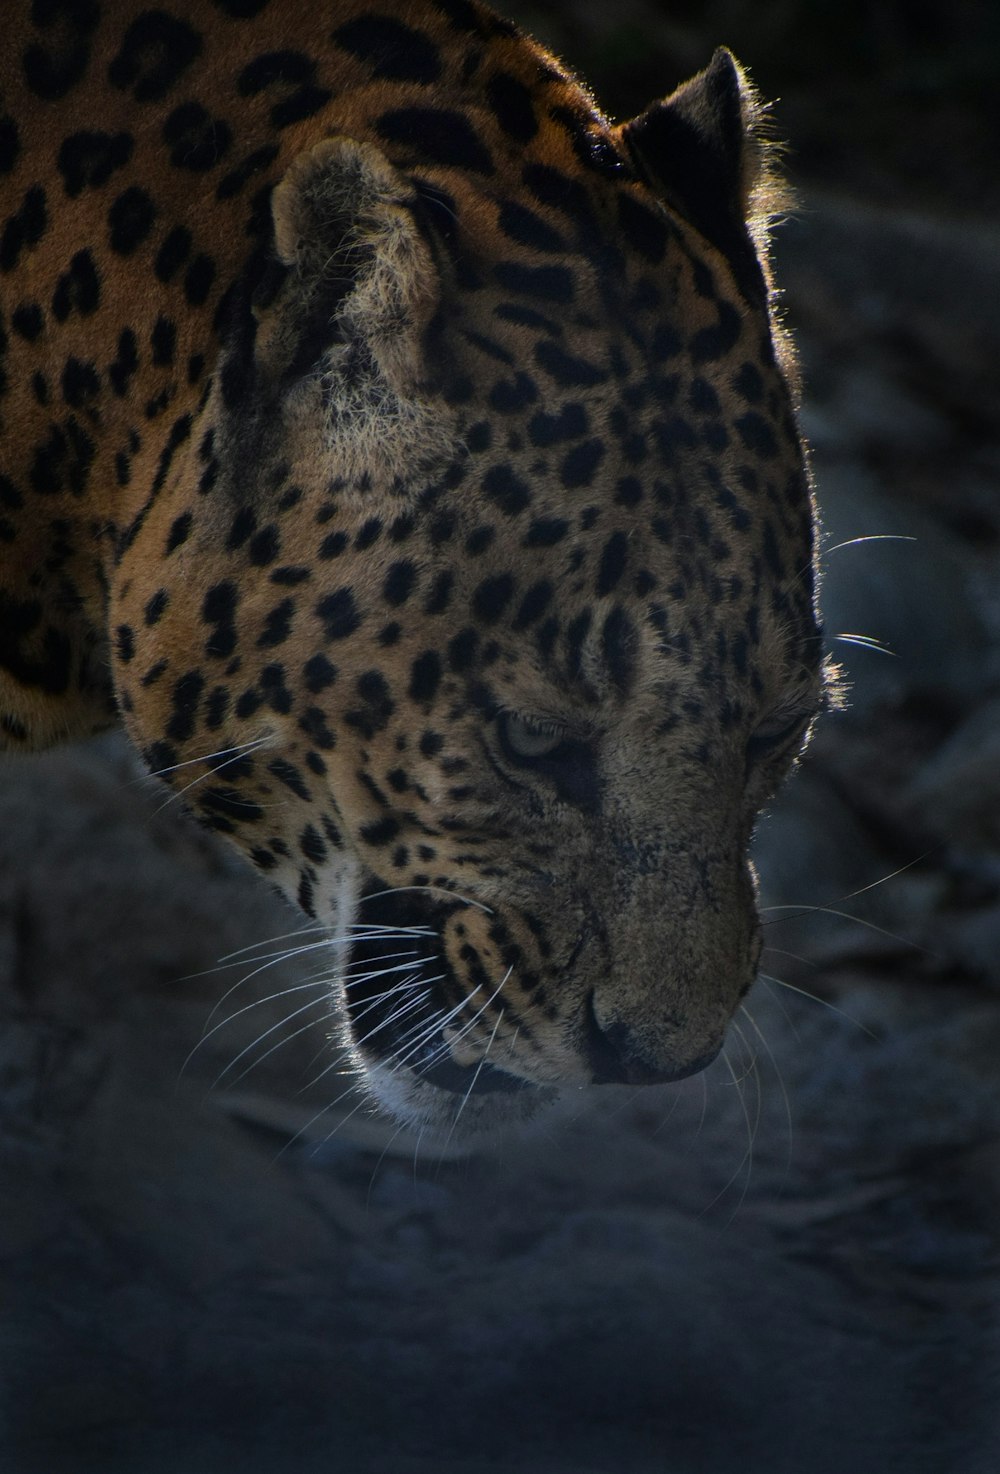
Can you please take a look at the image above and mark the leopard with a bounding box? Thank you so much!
[0,0,825,1132]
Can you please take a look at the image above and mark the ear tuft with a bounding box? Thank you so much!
[620,49,786,302]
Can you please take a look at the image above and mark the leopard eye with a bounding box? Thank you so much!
[499,713,566,761]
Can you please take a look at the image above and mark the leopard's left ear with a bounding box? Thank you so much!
[619,49,781,302]
[269,135,440,394]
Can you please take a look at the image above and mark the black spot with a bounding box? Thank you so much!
[268,757,311,801]
[57,130,133,197]
[494,262,573,303]
[270,566,310,587]
[204,686,230,730]
[49,249,99,324]
[212,0,269,16]
[202,581,239,658]
[560,439,605,490]
[236,51,332,128]
[0,117,20,175]
[108,12,202,102]
[260,663,293,713]
[354,517,382,551]
[150,411,192,494]
[304,653,337,693]
[535,340,606,387]
[216,143,280,201]
[163,102,232,171]
[425,571,453,615]
[485,71,537,142]
[690,301,741,364]
[299,707,335,750]
[165,670,204,742]
[616,192,669,262]
[733,361,765,403]
[154,225,191,282]
[317,589,361,641]
[377,107,493,173]
[465,526,494,556]
[249,525,281,565]
[615,477,642,507]
[22,0,98,100]
[601,605,636,694]
[299,824,327,865]
[108,186,156,256]
[483,464,530,516]
[60,357,100,408]
[11,302,43,341]
[497,201,564,253]
[736,412,779,460]
[489,371,538,414]
[444,629,477,674]
[226,506,256,550]
[107,328,138,394]
[150,315,176,366]
[257,597,295,648]
[465,421,492,454]
[409,651,442,703]
[383,561,417,607]
[596,531,628,597]
[429,513,455,545]
[524,517,569,547]
[166,512,192,554]
[0,186,48,273]
[528,403,587,447]
[115,624,135,663]
[513,580,553,630]
[334,15,441,83]
[473,575,514,624]
[200,787,263,828]
[183,254,216,306]
[319,531,349,560]
[28,418,94,497]
[144,589,169,626]
[360,816,401,848]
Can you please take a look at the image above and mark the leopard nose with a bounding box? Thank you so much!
[583,1003,722,1085]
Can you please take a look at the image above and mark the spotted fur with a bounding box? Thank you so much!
[0,0,824,1128]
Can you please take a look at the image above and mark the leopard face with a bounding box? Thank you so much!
[1,0,824,1131]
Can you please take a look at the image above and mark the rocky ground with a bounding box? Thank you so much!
[2,6,998,1473]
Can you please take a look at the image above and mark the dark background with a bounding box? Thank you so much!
[1,4,999,1472]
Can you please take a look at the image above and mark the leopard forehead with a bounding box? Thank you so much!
[2,0,823,1125]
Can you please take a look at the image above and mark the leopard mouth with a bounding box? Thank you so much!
[342,884,530,1098]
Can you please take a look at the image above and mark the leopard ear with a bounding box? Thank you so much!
[620,49,779,302]
[268,135,440,393]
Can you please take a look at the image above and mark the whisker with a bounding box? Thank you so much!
[217,1007,334,1092]
[181,978,330,1074]
[758,972,879,1039]
[834,632,897,656]
[134,731,275,784]
[822,533,917,558]
[444,1006,505,1148]
[762,902,928,953]
[151,733,277,812]
[740,1002,794,1178]
[212,992,332,1089]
